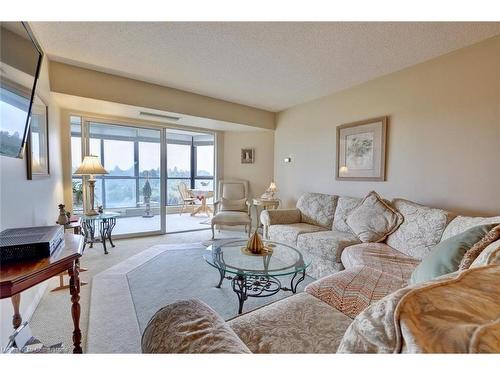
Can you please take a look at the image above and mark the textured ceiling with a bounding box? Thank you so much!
[31,22,500,111]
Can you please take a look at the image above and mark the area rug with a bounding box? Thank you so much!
[87,242,314,353]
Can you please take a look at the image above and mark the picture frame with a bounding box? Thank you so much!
[336,116,387,181]
[26,95,49,179]
[241,148,255,164]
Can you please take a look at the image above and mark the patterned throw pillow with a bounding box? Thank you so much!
[459,224,500,270]
[471,239,500,268]
[346,191,403,243]
[410,224,496,285]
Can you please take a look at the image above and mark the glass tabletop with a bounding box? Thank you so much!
[204,239,310,277]
[79,212,120,220]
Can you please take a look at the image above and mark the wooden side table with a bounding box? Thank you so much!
[0,234,85,353]
[52,218,88,292]
[252,198,280,229]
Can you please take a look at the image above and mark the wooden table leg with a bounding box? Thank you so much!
[11,293,21,330]
[69,258,82,353]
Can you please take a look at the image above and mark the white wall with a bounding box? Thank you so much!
[274,36,500,216]
[222,130,275,199]
[0,58,63,349]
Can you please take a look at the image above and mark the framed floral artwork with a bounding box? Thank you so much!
[336,116,387,181]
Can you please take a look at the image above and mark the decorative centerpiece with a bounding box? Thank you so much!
[242,230,272,256]
[57,204,69,225]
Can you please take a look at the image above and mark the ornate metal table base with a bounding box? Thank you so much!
[218,270,306,314]
[81,217,116,254]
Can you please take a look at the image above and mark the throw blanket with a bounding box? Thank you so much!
[337,265,500,353]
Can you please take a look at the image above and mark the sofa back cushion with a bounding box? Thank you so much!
[333,196,362,232]
[346,191,403,243]
[386,199,455,259]
[296,192,338,229]
[441,215,500,241]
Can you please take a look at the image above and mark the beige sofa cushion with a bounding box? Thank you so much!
[441,215,500,240]
[306,265,406,319]
[386,199,455,259]
[296,230,360,279]
[332,196,362,232]
[268,223,325,245]
[228,292,352,353]
[346,191,403,243]
[296,192,338,229]
[341,243,420,281]
[141,299,251,353]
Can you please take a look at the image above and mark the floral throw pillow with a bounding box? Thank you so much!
[346,191,403,243]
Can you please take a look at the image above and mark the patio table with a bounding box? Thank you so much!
[190,190,214,217]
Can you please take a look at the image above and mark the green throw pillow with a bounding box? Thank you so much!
[410,224,496,285]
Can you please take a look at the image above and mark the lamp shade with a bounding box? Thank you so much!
[268,182,277,192]
[74,155,108,176]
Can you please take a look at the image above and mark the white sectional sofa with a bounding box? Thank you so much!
[141,191,500,353]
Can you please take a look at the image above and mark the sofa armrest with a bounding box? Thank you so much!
[142,299,251,353]
[260,208,301,227]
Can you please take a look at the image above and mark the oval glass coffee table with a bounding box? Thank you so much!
[204,239,310,314]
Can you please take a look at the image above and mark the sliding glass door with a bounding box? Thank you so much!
[166,130,215,233]
[73,120,165,236]
[70,116,216,236]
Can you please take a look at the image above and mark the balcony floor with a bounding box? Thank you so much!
[112,212,212,235]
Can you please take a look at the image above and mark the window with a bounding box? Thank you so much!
[70,118,215,212]
[165,132,214,206]
[167,144,191,178]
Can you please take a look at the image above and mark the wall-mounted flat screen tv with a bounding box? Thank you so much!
[0,22,43,159]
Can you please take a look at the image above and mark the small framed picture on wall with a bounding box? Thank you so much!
[241,148,255,164]
[336,116,387,181]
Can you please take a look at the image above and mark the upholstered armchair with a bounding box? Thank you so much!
[211,180,252,239]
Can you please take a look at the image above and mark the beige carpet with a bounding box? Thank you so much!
[86,242,313,353]
[28,228,241,352]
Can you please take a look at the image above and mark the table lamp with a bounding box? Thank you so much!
[264,182,278,199]
[74,155,108,216]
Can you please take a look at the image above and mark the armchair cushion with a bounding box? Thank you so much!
[220,197,247,212]
[212,211,251,225]
[260,208,301,227]
[141,299,251,353]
